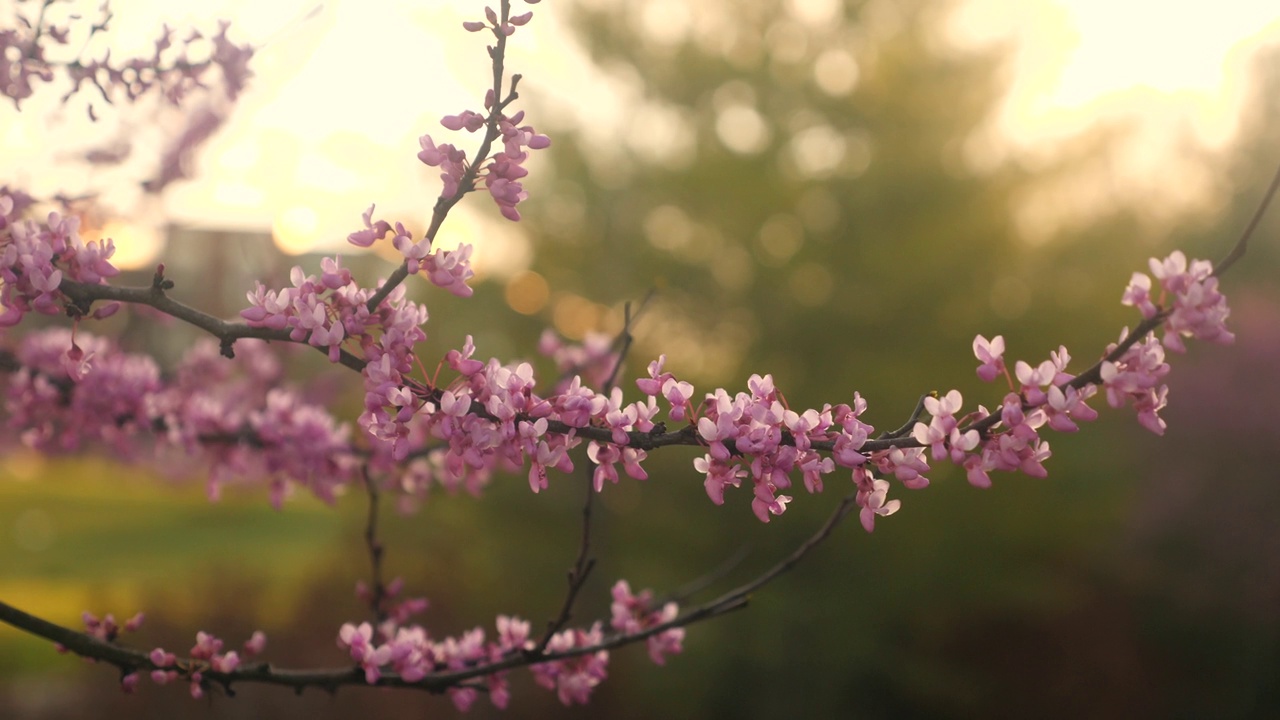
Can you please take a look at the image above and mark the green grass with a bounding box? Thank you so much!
[0,455,353,674]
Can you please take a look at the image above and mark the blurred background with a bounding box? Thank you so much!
[3,0,1280,717]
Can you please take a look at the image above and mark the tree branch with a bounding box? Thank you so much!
[57,274,368,373]
[0,486,858,694]
[360,466,389,623]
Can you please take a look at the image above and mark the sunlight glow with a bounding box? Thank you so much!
[100,220,164,271]
[272,205,319,256]
[505,270,551,315]
[5,0,1280,254]
[947,0,1280,157]
[945,0,1280,238]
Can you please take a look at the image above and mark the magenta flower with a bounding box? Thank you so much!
[973,334,1006,382]
[857,477,901,533]
[243,631,267,657]
[348,204,392,247]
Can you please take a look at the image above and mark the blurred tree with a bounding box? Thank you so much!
[415,0,1280,717]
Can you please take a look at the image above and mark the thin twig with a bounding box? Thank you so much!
[1215,158,1280,277]
[657,544,752,607]
[534,461,599,653]
[361,466,388,623]
[602,298,647,391]
[877,393,934,440]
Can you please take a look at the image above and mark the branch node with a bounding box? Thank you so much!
[151,263,173,292]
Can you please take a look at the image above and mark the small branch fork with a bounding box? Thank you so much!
[535,299,645,651]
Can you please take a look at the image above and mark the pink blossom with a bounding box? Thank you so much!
[750,483,792,523]
[442,110,485,132]
[150,648,176,667]
[531,623,610,706]
[609,580,684,665]
[446,335,486,375]
[210,651,240,673]
[1121,271,1157,318]
[636,355,670,396]
[857,477,901,533]
[348,204,392,247]
[1015,358,1057,406]
[1044,384,1099,432]
[694,455,744,504]
[424,244,475,297]
[338,622,392,684]
[973,334,1006,382]
[190,631,223,660]
[243,631,267,657]
[873,446,930,489]
[417,134,468,200]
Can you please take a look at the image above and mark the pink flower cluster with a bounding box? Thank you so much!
[418,105,551,221]
[610,580,684,666]
[345,204,476,297]
[530,623,610,706]
[462,2,540,36]
[337,619,528,711]
[417,2,551,220]
[1122,250,1234,351]
[331,577,675,708]
[7,329,160,453]
[243,211,479,465]
[1,3,253,110]
[3,329,356,505]
[1,201,120,327]
[78,610,145,644]
[172,244,1237,535]
[539,329,621,393]
[899,251,1232,494]
[146,629,266,698]
[693,371,854,523]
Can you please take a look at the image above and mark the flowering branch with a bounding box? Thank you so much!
[364,0,545,313]
[55,271,369,372]
[0,483,854,698]
[1,0,1272,710]
[2,0,254,112]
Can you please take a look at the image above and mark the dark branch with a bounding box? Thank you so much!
[0,489,857,694]
[361,467,389,623]
[58,276,368,374]
[878,393,934,440]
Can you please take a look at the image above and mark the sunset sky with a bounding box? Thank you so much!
[5,0,1280,268]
